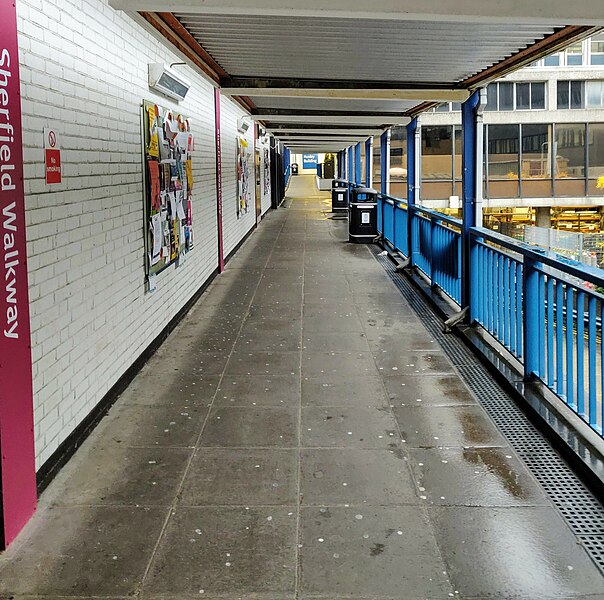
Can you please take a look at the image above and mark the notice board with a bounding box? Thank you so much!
[142,100,194,279]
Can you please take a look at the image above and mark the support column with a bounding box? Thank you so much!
[365,137,373,188]
[354,142,362,185]
[535,206,552,228]
[380,130,390,196]
[0,1,37,549]
[461,90,484,308]
[347,146,354,182]
[213,89,224,272]
[407,118,419,263]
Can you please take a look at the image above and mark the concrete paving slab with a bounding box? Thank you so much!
[383,374,478,408]
[373,349,456,377]
[300,448,417,506]
[46,444,192,507]
[301,406,400,448]
[299,506,452,597]
[144,507,296,596]
[0,506,166,596]
[179,448,298,506]
[408,447,550,507]
[302,332,371,353]
[393,405,507,448]
[95,402,209,448]
[214,373,301,408]
[200,407,299,447]
[302,376,389,408]
[302,351,378,378]
[225,351,301,377]
[431,506,604,598]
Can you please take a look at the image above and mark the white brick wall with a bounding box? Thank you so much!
[16,0,262,468]
[220,95,256,257]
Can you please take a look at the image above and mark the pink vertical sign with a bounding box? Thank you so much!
[214,88,224,272]
[0,1,37,548]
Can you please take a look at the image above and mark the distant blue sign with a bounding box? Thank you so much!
[302,153,319,169]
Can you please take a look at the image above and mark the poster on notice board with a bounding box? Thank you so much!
[142,100,194,283]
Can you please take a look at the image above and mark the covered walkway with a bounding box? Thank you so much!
[0,175,603,598]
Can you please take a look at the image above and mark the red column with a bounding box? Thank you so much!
[214,88,224,272]
[0,1,37,548]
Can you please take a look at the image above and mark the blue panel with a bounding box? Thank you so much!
[302,153,318,169]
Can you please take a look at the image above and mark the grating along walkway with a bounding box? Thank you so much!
[1,175,604,599]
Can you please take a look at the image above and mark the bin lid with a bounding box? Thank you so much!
[333,178,348,184]
[354,187,378,194]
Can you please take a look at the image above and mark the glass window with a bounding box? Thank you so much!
[421,126,453,200]
[586,81,604,108]
[544,53,561,67]
[499,82,514,110]
[591,34,604,65]
[554,124,586,197]
[571,80,585,109]
[389,126,407,198]
[566,42,584,66]
[531,82,546,109]
[557,81,570,109]
[487,124,520,198]
[421,126,453,180]
[521,124,552,197]
[372,137,382,188]
[588,123,604,195]
[485,83,497,111]
[517,83,530,110]
[451,102,462,112]
[435,103,450,112]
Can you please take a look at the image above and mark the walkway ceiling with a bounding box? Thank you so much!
[112,1,603,152]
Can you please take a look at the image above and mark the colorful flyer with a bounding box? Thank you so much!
[147,105,159,158]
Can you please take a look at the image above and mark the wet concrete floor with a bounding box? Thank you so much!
[1,175,603,599]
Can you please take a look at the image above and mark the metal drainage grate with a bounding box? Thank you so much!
[371,246,604,573]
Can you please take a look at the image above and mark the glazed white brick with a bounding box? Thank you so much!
[16,0,265,469]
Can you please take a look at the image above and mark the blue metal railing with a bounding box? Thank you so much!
[377,194,604,438]
[470,228,604,435]
[284,165,291,189]
[378,194,462,304]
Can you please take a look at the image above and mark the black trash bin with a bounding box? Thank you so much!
[349,187,378,243]
[291,163,299,175]
[331,178,349,213]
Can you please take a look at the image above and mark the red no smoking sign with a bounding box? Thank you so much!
[43,127,61,184]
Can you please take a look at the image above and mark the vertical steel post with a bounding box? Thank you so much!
[355,142,362,185]
[407,119,418,266]
[366,137,372,188]
[523,256,543,380]
[381,130,391,196]
[461,90,483,308]
[348,146,354,182]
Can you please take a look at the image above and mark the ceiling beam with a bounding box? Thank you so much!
[111,1,604,25]
[256,115,409,125]
[224,87,468,102]
[221,77,468,102]
[252,108,405,117]
[267,128,382,135]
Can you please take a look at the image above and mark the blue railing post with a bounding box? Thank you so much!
[355,142,362,185]
[365,137,372,188]
[348,146,354,182]
[407,118,418,267]
[469,232,480,323]
[461,90,483,309]
[523,256,542,380]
